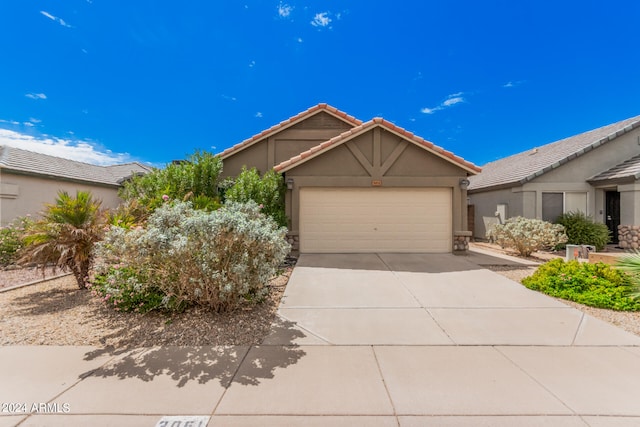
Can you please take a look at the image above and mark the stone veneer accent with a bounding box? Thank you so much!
[286,232,300,254]
[453,231,472,253]
[618,225,640,249]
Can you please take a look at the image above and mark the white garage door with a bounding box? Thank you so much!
[299,187,452,253]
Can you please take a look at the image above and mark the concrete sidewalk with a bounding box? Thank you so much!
[2,251,640,426]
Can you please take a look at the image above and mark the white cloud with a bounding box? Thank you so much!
[255,112,263,118]
[40,10,72,28]
[297,37,303,43]
[221,94,237,102]
[249,60,255,67]
[0,128,134,165]
[502,80,524,88]
[311,12,331,27]
[421,92,465,115]
[25,93,47,100]
[420,107,438,115]
[442,96,464,107]
[278,2,293,18]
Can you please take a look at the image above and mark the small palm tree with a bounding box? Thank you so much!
[20,191,105,289]
[616,252,640,298]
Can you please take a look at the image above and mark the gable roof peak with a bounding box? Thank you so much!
[219,103,362,159]
[274,116,481,174]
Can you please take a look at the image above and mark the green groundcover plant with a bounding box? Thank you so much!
[522,258,640,311]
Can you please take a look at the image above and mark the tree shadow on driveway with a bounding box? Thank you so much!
[80,317,307,388]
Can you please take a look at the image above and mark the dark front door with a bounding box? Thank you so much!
[605,191,621,244]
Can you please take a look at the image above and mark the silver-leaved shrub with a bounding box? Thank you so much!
[94,200,290,312]
[487,216,567,257]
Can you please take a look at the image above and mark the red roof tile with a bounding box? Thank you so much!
[218,103,362,159]
[274,118,481,174]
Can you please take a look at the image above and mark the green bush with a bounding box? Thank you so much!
[119,149,223,212]
[225,167,287,227]
[487,217,568,257]
[94,201,290,313]
[90,266,184,313]
[0,216,33,267]
[522,258,640,311]
[555,211,610,250]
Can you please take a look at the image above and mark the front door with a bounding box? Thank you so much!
[605,191,620,244]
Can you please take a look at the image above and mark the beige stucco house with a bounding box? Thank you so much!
[0,146,151,225]
[468,115,640,247]
[220,104,481,254]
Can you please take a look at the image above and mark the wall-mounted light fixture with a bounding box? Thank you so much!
[459,178,470,190]
[286,178,294,190]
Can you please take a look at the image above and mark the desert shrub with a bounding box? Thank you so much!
[522,258,640,311]
[20,191,104,289]
[0,216,33,267]
[487,216,568,257]
[94,200,290,313]
[555,211,610,250]
[225,167,287,228]
[119,149,223,212]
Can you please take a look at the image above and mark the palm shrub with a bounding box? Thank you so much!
[487,216,567,257]
[555,211,610,250]
[523,258,640,311]
[119,149,223,213]
[94,200,290,313]
[225,167,287,227]
[615,251,640,298]
[20,191,105,289]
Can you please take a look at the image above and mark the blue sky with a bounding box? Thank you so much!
[1,1,639,167]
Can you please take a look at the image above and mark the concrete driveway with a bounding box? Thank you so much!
[273,252,640,346]
[3,251,640,426]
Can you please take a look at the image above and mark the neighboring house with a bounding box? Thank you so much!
[468,115,640,245]
[220,103,481,254]
[0,145,152,225]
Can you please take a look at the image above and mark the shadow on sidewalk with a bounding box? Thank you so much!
[79,318,307,388]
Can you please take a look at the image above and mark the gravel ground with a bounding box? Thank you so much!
[0,267,291,347]
[0,266,67,291]
[1,249,639,346]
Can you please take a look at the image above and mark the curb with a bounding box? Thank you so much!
[0,272,73,293]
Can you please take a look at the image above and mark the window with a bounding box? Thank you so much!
[542,192,587,222]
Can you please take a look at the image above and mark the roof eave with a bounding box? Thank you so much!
[0,167,120,188]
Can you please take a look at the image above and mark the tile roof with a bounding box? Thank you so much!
[218,103,362,159]
[468,114,640,191]
[274,117,481,174]
[0,145,152,186]
[588,154,640,183]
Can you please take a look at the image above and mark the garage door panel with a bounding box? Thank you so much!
[300,187,452,253]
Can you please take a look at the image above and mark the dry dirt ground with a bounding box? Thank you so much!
[1,246,639,346]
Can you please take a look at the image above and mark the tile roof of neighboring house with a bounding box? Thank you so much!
[0,145,152,186]
[274,117,482,174]
[468,114,640,191]
[588,154,640,183]
[219,103,362,159]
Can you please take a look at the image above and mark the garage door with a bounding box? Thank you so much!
[299,187,452,253]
